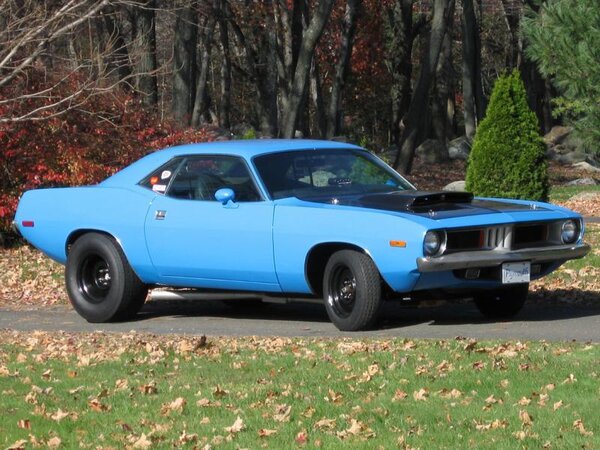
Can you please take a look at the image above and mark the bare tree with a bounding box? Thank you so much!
[393,0,456,174]
[172,0,198,124]
[0,0,147,123]
[130,0,158,106]
[461,0,486,138]
[276,0,335,138]
[325,0,360,138]
[384,0,427,147]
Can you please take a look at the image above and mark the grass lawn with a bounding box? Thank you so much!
[549,184,600,203]
[1,332,598,449]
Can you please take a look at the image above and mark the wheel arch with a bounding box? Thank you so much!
[66,229,119,255]
[65,228,149,285]
[305,242,383,297]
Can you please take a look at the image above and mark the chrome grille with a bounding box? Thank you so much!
[484,226,512,249]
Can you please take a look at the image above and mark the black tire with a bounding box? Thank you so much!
[65,233,148,322]
[473,283,529,319]
[323,250,382,331]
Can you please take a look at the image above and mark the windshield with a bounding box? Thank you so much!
[254,148,414,200]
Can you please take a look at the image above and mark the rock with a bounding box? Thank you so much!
[444,180,466,191]
[556,151,589,165]
[231,122,255,136]
[570,192,600,201]
[416,139,449,164]
[294,130,304,139]
[565,178,597,186]
[380,146,397,165]
[543,126,571,146]
[330,136,349,143]
[572,161,600,173]
[448,136,471,160]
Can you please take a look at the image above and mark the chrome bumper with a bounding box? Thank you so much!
[417,243,591,273]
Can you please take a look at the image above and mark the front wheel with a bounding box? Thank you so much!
[473,284,529,319]
[66,233,148,322]
[323,250,382,331]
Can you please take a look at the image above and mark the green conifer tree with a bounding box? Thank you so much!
[465,70,549,201]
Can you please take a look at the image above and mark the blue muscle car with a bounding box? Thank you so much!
[14,140,590,331]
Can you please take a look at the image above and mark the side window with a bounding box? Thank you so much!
[167,155,262,202]
[139,158,183,194]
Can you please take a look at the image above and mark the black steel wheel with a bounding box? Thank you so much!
[323,250,382,331]
[66,233,147,323]
[474,283,529,319]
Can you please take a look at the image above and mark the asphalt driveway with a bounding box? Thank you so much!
[1,298,599,342]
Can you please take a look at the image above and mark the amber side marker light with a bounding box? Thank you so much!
[22,221,34,227]
[389,240,407,248]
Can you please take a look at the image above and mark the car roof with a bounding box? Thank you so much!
[101,139,364,187]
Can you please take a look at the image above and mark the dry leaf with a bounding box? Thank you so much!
[17,419,31,429]
[258,428,277,437]
[413,388,429,401]
[47,436,61,449]
[132,433,152,449]
[224,416,245,434]
[553,400,564,411]
[573,419,593,436]
[314,418,336,430]
[393,389,408,401]
[161,397,186,415]
[6,440,27,450]
[295,430,308,445]
[273,404,292,422]
[519,410,533,427]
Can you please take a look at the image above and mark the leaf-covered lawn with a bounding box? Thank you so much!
[0,332,598,449]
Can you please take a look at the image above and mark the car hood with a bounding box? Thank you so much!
[296,190,552,220]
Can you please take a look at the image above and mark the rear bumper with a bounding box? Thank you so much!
[416,243,591,272]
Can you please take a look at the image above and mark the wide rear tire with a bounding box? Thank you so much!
[474,284,529,319]
[66,233,148,322]
[323,250,382,331]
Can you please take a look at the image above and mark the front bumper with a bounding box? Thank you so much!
[417,243,591,272]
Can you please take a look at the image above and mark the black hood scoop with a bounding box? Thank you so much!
[357,190,474,211]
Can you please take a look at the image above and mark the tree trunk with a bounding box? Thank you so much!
[394,0,456,174]
[279,0,335,138]
[172,2,197,124]
[216,0,231,129]
[132,0,158,107]
[461,0,485,138]
[191,15,216,127]
[431,26,453,142]
[325,0,359,138]
[310,58,326,137]
[102,6,132,87]
[384,0,416,147]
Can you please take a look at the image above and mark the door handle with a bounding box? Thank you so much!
[155,210,167,220]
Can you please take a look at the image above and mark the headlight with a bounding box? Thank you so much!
[561,220,579,244]
[424,230,445,256]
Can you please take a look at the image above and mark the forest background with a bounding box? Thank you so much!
[1,0,598,233]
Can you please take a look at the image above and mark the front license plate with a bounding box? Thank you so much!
[502,262,531,284]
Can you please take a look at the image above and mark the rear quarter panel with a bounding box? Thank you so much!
[15,186,157,282]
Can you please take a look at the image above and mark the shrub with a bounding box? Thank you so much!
[0,74,221,234]
[465,70,549,201]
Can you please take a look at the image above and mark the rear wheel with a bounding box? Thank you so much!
[473,284,529,319]
[66,233,147,322]
[323,250,382,331]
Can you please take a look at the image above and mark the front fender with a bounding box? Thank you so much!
[273,201,426,294]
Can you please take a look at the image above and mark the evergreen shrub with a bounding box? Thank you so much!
[465,70,549,201]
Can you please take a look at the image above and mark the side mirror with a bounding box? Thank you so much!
[215,188,236,205]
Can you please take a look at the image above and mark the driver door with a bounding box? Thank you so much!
[144,155,279,291]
